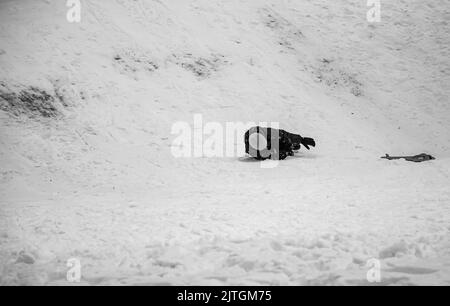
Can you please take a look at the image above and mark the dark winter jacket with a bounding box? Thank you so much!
[244,127,316,160]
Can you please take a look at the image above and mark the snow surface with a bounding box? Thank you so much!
[0,0,449,285]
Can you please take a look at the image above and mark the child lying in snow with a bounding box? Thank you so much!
[245,127,316,160]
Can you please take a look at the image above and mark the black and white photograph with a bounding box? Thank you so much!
[0,0,449,288]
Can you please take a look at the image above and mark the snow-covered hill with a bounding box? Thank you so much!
[0,0,449,285]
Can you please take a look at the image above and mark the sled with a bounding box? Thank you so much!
[381,153,435,163]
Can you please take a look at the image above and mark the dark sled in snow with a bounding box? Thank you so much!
[381,153,435,163]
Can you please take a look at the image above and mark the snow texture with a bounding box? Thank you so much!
[0,0,449,285]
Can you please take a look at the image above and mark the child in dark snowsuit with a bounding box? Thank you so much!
[245,127,316,160]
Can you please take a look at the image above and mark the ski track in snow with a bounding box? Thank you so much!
[0,0,449,285]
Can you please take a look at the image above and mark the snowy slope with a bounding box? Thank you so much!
[0,0,449,285]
